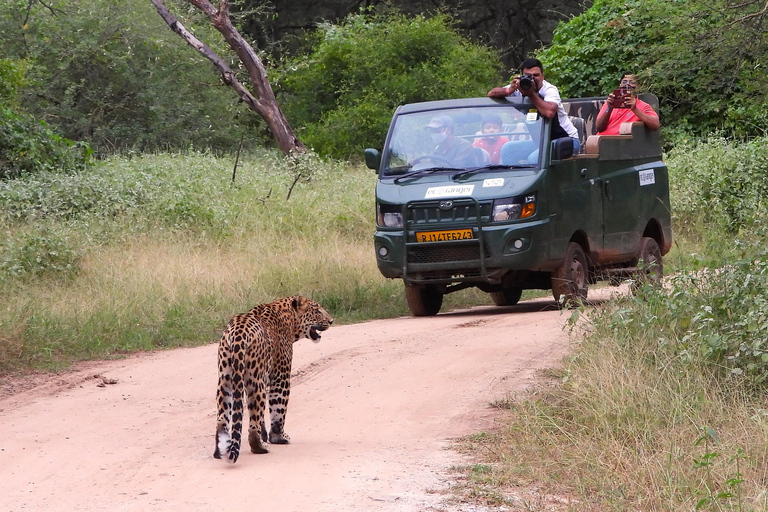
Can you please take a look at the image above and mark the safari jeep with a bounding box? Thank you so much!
[364,95,672,316]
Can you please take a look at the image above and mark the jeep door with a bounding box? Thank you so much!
[598,160,644,260]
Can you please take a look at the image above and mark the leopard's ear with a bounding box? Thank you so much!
[292,295,309,312]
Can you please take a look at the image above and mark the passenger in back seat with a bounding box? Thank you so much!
[595,73,660,135]
[473,114,509,164]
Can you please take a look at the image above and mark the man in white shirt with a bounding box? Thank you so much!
[488,58,580,153]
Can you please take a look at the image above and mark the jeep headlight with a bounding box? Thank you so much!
[377,203,403,227]
[492,193,536,222]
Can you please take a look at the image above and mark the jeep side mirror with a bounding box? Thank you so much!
[551,137,574,161]
[364,148,381,173]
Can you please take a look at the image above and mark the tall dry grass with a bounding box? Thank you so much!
[0,150,490,373]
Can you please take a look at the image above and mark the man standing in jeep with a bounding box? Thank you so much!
[487,58,580,151]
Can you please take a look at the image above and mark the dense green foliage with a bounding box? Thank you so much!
[235,0,587,77]
[0,107,92,179]
[660,136,768,385]
[274,13,502,158]
[538,0,768,140]
[0,0,257,154]
[669,137,768,238]
[0,56,92,179]
[0,57,24,105]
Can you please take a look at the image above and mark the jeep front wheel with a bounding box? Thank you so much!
[404,284,443,316]
[551,242,588,306]
[490,287,523,306]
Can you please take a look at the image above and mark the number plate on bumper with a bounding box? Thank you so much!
[415,229,473,242]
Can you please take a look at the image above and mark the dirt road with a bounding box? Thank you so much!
[0,294,598,512]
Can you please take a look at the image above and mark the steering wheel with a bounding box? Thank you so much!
[410,154,454,168]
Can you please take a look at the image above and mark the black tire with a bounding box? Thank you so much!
[404,284,443,316]
[490,287,523,306]
[551,242,589,306]
[633,237,663,291]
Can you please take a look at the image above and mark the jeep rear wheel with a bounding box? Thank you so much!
[490,287,523,306]
[633,237,663,291]
[404,284,443,316]
[551,242,588,306]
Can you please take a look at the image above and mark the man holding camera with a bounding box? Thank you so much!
[487,58,580,151]
[595,73,660,135]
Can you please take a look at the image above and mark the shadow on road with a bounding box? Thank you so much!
[441,295,616,317]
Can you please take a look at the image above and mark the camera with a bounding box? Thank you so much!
[518,73,535,91]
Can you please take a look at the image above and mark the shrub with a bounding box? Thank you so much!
[0,0,256,154]
[275,12,501,158]
[667,136,768,236]
[537,0,768,140]
[0,230,80,281]
[0,107,93,179]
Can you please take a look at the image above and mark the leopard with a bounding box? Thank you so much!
[213,295,333,463]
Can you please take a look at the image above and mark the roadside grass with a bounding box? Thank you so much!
[0,150,491,373]
[454,287,768,510]
[450,137,768,511]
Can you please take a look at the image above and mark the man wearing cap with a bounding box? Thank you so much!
[595,73,660,135]
[426,115,477,167]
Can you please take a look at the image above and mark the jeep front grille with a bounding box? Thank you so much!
[407,242,490,264]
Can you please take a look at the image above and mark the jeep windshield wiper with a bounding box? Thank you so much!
[451,164,536,180]
[393,167,460,184]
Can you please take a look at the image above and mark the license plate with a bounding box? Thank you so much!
[415,229,473,242]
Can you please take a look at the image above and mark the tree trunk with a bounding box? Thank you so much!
[149,0,305,155]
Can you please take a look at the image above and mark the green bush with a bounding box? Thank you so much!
[0,58,25,105]
[607,255,768,390]
[0,0,256,154]
[537,0,768,140]
[0,107,93,179]
[275,12,501,158]
[0,230,80,281]
[667,136,768,236]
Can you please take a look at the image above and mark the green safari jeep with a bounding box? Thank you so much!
[364,95,672,316]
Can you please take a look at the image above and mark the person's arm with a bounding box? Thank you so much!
[487,78,521,98]
[631,100,660,131]
[487,86,511,98]
[595,98,613,133]
[523,81,557,119]
[525,92,556,118]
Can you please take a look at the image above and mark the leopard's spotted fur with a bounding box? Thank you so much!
[213,295,333,463]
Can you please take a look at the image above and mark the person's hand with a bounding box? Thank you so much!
[518,84,534,98]
[626,95,638,110]
[605,92,615,107]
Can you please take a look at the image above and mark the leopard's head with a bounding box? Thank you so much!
[291,296,333,343]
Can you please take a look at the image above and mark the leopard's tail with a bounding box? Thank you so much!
[214,327,245,463]
[214,380,244,462]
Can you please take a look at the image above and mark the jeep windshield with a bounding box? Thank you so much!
[380,105,544,178]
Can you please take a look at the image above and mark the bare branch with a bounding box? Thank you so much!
[729,0,768,24]
[149,0,305,154]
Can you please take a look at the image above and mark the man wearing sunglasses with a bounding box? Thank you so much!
[595,73,660,135]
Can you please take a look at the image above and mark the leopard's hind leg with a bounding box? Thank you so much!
[246,365,270,454]
[268,344,293,444]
